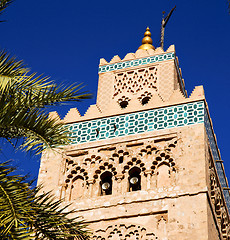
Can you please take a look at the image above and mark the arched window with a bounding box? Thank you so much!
[128,167,141,192]
[100,171,112,195]
[71,176,84,200]
[157,163,170,188]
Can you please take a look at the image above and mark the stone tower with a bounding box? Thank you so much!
[38,28,230,239]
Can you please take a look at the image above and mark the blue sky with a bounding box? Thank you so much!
[1,0,230,184]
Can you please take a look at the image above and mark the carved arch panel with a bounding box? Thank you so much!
[92,223,158,240]
[62,137,179,199]
[208,149,230,239]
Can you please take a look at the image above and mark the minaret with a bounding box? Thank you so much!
[38,28,230,239]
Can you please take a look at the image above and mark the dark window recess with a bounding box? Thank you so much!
[128,167,141,192]
[142,96,150,105]
[100,171,112,195]
[120,100,128,108]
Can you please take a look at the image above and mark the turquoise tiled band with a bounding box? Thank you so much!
[98,52,175,73]
[68,101,204,144]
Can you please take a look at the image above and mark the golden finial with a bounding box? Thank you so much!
[138,27,155,50]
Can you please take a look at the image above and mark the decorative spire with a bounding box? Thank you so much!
[138,27,155,50]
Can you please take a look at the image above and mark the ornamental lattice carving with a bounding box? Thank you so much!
[114,67,158,97]
[63,137,178,200]
[92,223,158,240]
[208,150,229,239]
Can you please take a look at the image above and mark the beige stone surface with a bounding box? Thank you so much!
[63,108,81,123]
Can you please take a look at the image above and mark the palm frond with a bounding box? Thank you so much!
[0,49,92,107]
[33,191,90,240]
[0,0,13,22]
[0,32,92,238]
[0,161,34,239]
[0,49,91,154]
[10,72,54,95]
[0,162,90,239]
[0,99,70,153]
[24,82,91,108]
[0,50,27,78]
[8,77,91,108]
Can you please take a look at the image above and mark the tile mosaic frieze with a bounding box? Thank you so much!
[68,101,204,144]
[98,52,175,73]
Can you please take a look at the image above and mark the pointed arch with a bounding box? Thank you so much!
[156,163,171,188]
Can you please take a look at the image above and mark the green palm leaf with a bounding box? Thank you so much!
[0,49,91,154]
[0,3,91,238]
[0,162,34,239]
[0,0,12,22]
[0,50,91,105]
[0,162,90,239]
[0,50,27,78]
[33,191,90,240]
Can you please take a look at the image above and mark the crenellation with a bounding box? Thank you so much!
[48,111,61,121]
[110,55,121,63]
[83,104,102,118]
[168,88,186,102]
[99,44,175,69]
[153,47,164,54]
[189,85,205,99]
[99,58,108,65]
[166,45,175,52]
[63,107,81,123]
[123,52,136,61]
[135,49,150,58]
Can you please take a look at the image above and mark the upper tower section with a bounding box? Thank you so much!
[96,27,187,114]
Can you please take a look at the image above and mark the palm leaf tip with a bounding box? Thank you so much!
[0,50,28,78]
[0,0,13,14]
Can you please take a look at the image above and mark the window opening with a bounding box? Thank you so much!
[142,96,150,105]
[120,100,128,108]
[128,167,141,192]
[100,171,112,195]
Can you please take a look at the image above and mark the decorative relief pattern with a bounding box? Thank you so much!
[209,154,230,239]
[63,138,178,200]
[98,52,175,73]
[68,101,204,144]
[158,62,174,101]
[114,67,157,96]
[97,72,114,111]
[138,91,152,105]
[92,223,158,240]
[204,108,230,212]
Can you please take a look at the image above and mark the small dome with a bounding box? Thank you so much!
[138,27,155,50]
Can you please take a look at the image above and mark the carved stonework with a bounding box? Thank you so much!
[114,67,158,96]
[62,136,179,200]
[92,223,158,240]
[208,149,229,239]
